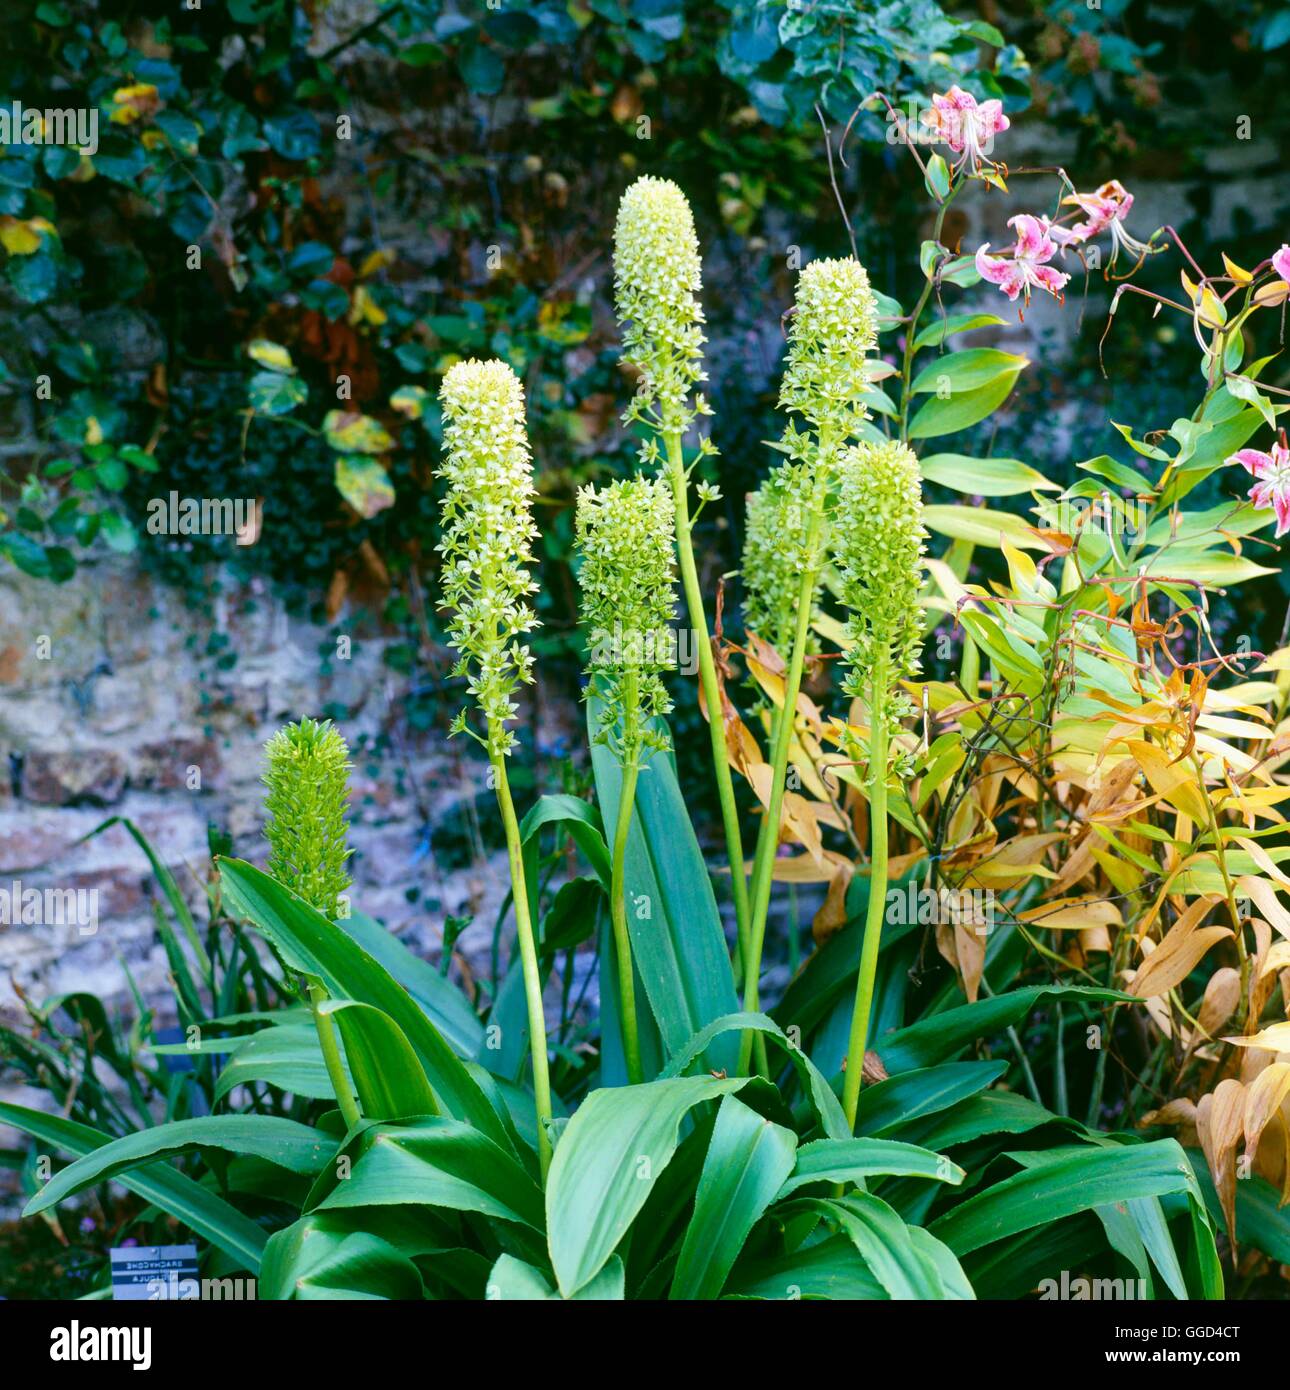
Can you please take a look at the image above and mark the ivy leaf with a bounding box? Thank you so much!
[249,371,307,416]
[389,385,428,419]
[247,339,296,373]
[335,456,395,518]
[323,411,394,454]
[263,112,321,160]
[458,42,505,95]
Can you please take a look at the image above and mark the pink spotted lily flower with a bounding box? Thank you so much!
[921,85,1010,175]
[1273,244,1290,285]
[975,214,1071,308]
[1229,437,1290,537]
[1046,180,1160,271]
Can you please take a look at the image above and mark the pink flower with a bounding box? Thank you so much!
[1230,441,1290,536]
[922,85,1009,173]
[1273,244,1290,285]
[1055,180,1159,269]
[975,214,1071,306]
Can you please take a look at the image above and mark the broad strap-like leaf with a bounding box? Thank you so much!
[309,1117,545,1231]
[776,1136,963,1199]
[320,1000,439,1122]
[670,1094,797,1300]
[23,1114,333,1218]
[855,1061,1007,1137]
[588,698,739,1072]
[546,1075,745,1297]
[661,1011,850,1140]
[487,1254,625,1301]
[219,859,511,1151]
[260,1214,425,1300]
[874,985,1135,1073]
[786,1193,965,1299]
[0,1102,267,1275]
[334,911,484,1058]
[930,1139,1214,1264]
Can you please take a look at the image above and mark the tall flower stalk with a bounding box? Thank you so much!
[832,439,927,1130]
[575,476,677,1083]
[262,716,360,1130]
[738,257,877,1074]
[436,358,553,1177]
[613,176,752,957]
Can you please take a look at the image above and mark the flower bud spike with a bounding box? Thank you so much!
[262,716,354,920]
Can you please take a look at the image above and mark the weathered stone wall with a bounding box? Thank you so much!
[0,555,514,1039]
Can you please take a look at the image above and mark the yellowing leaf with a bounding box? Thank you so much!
[1197,1080,1245,1249]
[348,285,387,326]
[110,83,160,124]
[1243,1062,1290,1158]
[1125,739,1211,825]
[358,247,397,278]
[1222,252,1253,285]
[0,216,48,255]
[334,455,395,519]
[1131,896,1230,998]
[323,411,394,455]
[1237,875,1290,939]
[1225,1020,1290,1053]
[389,385,428,419]
[1020,896,1123,931]
[247,339,295,374]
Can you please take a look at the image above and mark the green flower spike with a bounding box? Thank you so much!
[576,475,677,768]
[575,475,677,1085]
[611,175,752,957]
[741,461,818,665]
[739,256,879,1075]
[833,437,928,741]
[262,716,354,920]
[261,716,360,1129]
[435,356,553,1177]
[436,358,540,759]
[778,255,878,450]
[831,437,927,1134]
[613,175,709,443]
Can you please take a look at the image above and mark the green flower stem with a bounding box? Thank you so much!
[489,743,554,1180]
[308,981,361,1131]
[842,657,890,1132]
[610,747,644,1085]
[664,430,752,961]
[738,468,830,1076]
